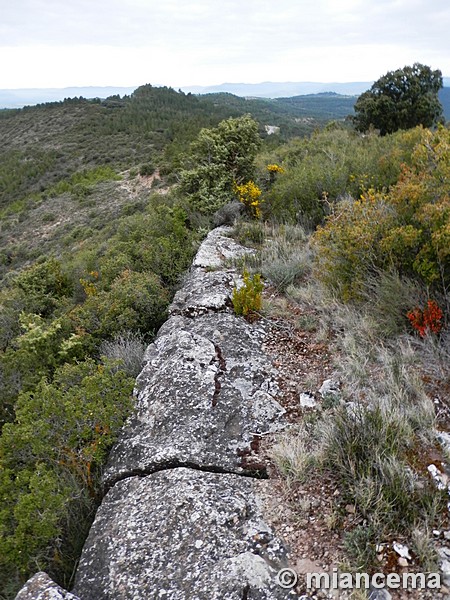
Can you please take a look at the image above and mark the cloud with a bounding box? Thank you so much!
[1,0,449,88]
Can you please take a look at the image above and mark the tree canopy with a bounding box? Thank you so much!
[353,63,443,135]
[180,114,261,214]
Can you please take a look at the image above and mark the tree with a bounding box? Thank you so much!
[353,63,443,135]
[180,114,261,214]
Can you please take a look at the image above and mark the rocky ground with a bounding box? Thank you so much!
[256,285,450,600]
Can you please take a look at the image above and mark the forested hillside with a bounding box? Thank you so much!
[0,85,321,597]
[1,79,449,599]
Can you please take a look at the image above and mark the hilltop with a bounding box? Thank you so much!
[1,79,449,599]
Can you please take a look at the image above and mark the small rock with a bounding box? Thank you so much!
[437,431,450,454]
[434,530,442,537]
[345,504,356,514]
[397,557,409,567]
[368,588,392,600]
[15,572,80,600]
[445,531,450,541]
[318,379,340,397]
[393,541,411,559]
[299,392,317,408]
[428,464,449,490]
[439,546,450,561]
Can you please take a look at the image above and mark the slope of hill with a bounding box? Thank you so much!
[0,86,353,210]
[1,79,449,599]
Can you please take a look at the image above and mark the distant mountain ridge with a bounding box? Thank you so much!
[0,82,366,108]
[1,78,449,115]
[0,86,138,109]
[183,81,372,98]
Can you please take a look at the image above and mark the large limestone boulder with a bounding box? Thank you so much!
[14,572,80,600]
[103,311,284,487]
[192,226,255,269]
[74,468,296,599]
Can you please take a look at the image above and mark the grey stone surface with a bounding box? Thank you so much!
[318,379,340,398]
[74,468,296,600]
[193,226,255,269]
[169,268,240,316]
[368,589,392,600]
[103,311,284,485]
[103,227,285,485]
[14,572,80,600]
[72,227,296,600]
[213,200,245,227]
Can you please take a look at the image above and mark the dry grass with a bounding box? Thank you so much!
[261,222,449,574]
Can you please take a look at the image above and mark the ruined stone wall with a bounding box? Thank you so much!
[16,228,297,600]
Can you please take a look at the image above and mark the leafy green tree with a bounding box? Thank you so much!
[353,63,443,135]
[13,258,72,317]
[180,114,261,214]
[0,359,133,594]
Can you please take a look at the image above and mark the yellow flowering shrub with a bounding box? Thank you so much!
[232,270,264,317]
[314,190,393,300]
[234,180,263,218]
[314,126,450,299]
[266,164,285,174]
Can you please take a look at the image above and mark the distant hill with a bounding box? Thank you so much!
[0,81,366,108]
[1,80,449,119]
[0,85,338,210]
[184,77,450,99]
[439,87,450,121]
[0,86,138,109]
[183,81,371,98]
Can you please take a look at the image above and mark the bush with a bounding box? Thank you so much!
[180,115,261,214]
[234,180,263,218]
[261,126,425,228]
[232,270,264,317]
[0,359,134,595]
[73,269,169,340]
[313,126,450,300]
[12,258,72,317]
[259,227,312,293]
[99,331,147,377]
[139,162,155,176]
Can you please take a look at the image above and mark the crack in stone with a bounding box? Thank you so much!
[173,297,234,319]
[103,459,268,497]
[212,343,227,407]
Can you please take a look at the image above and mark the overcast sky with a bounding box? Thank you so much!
[1,0,449,89]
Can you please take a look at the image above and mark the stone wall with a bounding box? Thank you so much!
[16,228,298,600]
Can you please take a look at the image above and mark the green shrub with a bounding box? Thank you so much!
[260,238,312,293]
[180,115,261,214]
[73,269,169,340]
[313,126,450,300]
[0,359,134,596]
[232,270,264,317]
[233,220,265,247]
[13,258,72,317]
[139,162,155,176]
[261,126,425,228]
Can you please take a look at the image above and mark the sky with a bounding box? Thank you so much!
[1,0,449,89]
